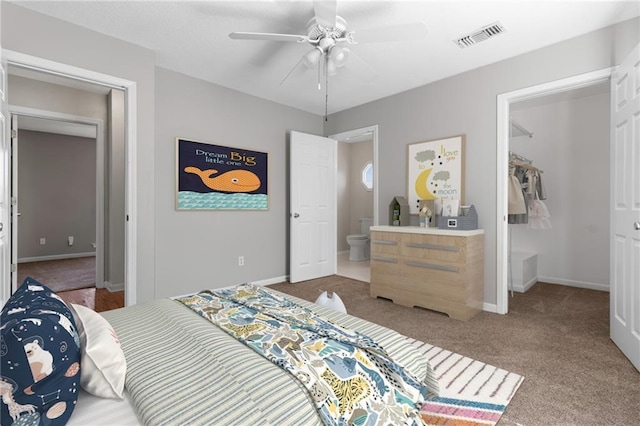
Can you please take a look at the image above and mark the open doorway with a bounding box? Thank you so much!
[496,68,613,314]
[5,60,129,311]
[330,125,378,282]
[507,82,610,294]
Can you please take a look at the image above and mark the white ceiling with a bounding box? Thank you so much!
[9,0,640,116]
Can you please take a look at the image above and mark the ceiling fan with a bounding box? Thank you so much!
[228,0,428,89]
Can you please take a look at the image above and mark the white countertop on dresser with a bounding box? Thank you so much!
[370,226,484,237]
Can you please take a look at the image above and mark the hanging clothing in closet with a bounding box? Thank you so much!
[508,165,528,222]
[508,156,551,228]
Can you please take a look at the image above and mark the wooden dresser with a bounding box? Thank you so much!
[369,226,484,321]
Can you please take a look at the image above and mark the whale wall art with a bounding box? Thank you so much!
[176,138,268,210]
[407,134,465,215]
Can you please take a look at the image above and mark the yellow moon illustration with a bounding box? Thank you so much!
[415,168,436,200]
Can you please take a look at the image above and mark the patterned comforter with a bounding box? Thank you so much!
[178,284,428,426]
[101,286,436,425]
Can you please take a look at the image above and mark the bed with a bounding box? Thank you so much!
[2,281,438,426]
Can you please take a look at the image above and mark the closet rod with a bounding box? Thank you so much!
[509,151,532,164]
[509,151,543,173]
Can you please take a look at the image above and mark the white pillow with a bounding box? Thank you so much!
[71,303,126,399]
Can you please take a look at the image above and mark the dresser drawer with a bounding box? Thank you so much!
[370,231,401,255]
[402,258,466,288]
[401,233,467,263]
[371,255,400,278]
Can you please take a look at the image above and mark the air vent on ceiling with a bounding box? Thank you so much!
[455,22,505,49]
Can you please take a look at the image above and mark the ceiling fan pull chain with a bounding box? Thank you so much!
[325,56,329,121]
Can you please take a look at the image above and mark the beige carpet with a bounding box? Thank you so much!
[17,257,96,292]
[269,276,640,425]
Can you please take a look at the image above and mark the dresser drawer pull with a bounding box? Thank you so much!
[372,239,398,246]
[371,256,398,264]
[405,260,459,273]
[405,242,458,252]
[371,240,398,246]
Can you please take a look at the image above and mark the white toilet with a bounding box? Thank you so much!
[346,218,373,261]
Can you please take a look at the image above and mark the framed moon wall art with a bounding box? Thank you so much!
[407,135,465,215]
[176,138,268,210]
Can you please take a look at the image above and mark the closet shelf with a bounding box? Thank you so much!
[510,118,534,138]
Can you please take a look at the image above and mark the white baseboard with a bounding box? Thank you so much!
[483,302,498,313]
[18,252,96,263]
[104,281,124,292]
[509,276,538,293]
[252,275,289,286]
[537,276,609,292]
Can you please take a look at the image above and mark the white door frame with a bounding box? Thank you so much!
[9,107,104,291]
[2,49,138,306]
[496,67,614,314]
[329,124,379,231]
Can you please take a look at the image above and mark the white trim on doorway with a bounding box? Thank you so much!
[496,67,614,315]
[2,49,138,306]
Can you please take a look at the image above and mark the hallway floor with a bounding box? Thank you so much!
[336,252,370,283]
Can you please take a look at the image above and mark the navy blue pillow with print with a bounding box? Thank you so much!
[1,277,81,425]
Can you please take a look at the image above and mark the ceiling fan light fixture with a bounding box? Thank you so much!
[327,58,338,76]
[303,47,323,68]
[329,45,348,67]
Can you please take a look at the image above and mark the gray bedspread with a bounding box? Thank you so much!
[101,288,437,425]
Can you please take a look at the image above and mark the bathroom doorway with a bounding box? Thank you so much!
[330,125,378,283]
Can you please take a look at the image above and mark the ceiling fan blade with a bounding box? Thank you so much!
[351,22,428,43]
[279,56,308,86]
[343,49,378,83]
[313,0,337,28]
[229,32,308,42]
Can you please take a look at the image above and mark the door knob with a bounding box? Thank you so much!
[292,213,300,218]
[635,222,640,231]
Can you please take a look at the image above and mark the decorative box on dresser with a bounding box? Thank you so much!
[369,226,484,321]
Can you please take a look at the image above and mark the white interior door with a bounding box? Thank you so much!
[0,61,8,305]
[10,114,18,294]
[289,131,336,283]
[610,43,640,372]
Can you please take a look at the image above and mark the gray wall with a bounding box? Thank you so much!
[324,17,640,306]
[337,142,351,252]
[17,130,96,259]
[510,91,610,289]
[8,75,107,125]
[2,2,156,303]
[153,67,322,298]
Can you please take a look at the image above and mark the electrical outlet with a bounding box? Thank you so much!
[40,238,46,245]
[238,256,244,266]
[68,236,74,246]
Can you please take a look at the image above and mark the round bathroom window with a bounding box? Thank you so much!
[361,162,373,191]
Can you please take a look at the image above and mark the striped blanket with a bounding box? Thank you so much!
[178,284,429,426]
[102,288,436,425]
